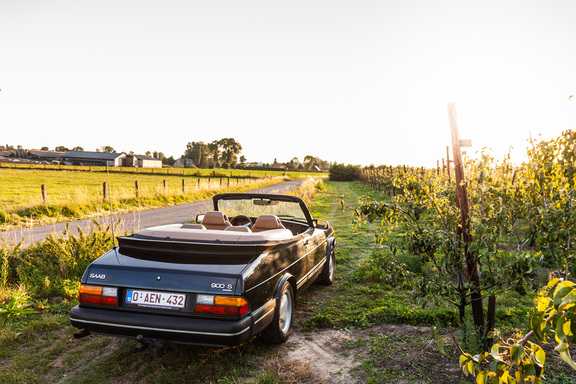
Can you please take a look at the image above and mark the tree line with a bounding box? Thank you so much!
[1,140,333,171]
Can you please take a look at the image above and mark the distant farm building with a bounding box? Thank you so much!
[0,147,66,164]
[124,154,162,168]
[174,158,197,168]
[61,151,126,167]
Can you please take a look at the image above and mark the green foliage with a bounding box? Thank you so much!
[0,285,37,327]
[458,278,576,383]
[349,130,576,379]
[329,163,361,181]
[8,222,117,299]
[459,308,488,356]
[525,131,576,276]
[353,249,412,289]
[350,158,539,324]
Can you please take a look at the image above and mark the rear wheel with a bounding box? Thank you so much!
[317,247,335,286]
[263,282,294,344]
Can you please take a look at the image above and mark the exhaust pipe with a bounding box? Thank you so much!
[153,339,167,351]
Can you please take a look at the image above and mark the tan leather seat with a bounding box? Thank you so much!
[251,215,286,232]
[201,211,232,230]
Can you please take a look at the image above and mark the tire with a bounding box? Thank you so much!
[263,282,294,344]
[317,246,335,286]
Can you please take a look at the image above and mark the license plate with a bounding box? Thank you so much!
[126,289,186,309]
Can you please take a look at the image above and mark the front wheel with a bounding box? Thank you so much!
[263,282,294,344]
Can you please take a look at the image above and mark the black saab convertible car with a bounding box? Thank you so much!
[70,193,335,348]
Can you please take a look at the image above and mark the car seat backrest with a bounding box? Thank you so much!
[202,211,232,230]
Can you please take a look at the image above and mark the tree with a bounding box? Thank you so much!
[184,138,243,169]
[219,138,242,168]
[303,155,316,170]
[286,157,300,170]
[208,141,220,168]
[145,151,151,156]
[102,146,115,153]
[40,146,49,151]
[184,142,209,168]
[329,164,360,181]
[458,130,576,382]
[55,146,69,152]
[350,155,539,340]
[239,155,247,166]
[162,156,175,166]
[71,146,84,151]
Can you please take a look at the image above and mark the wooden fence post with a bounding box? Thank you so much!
[198,178,201,189]
[163,180,167,192]
[182,179,185,193]
[103,182,108,202]
[448,102,484,328]
[135,180,139,197]
[41,185,47,203]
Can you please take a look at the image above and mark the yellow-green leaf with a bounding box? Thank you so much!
[510,344,525,363]
[548,278,561,288]
[533,344,546,368]
[536,297,552,312]
[437,337,447,355]
[476,371,487,384]
[490,343,501,359]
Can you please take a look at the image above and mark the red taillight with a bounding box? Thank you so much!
[79,285,118,307]
[195,295,249,317]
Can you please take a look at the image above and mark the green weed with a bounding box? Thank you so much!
[0,285,37,327]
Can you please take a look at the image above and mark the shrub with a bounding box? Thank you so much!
[329,164,361,181]
[11,222,117,299]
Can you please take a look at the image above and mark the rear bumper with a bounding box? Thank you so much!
[70,305,255,347]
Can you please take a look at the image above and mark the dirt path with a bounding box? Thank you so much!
[0,180,304,246]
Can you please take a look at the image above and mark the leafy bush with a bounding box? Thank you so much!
[329,164,361,181]
[9,222,117,299]
[0,285,37,327]
[354,249,412,289]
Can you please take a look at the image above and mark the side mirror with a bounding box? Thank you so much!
[195,214,205,224]
[315,219,329,229]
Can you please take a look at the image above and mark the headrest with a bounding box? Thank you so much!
[252,214,285,232]
[202,211,229,225]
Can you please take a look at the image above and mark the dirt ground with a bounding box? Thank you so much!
[281,324,467,384]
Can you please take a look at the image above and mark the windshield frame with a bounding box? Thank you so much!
[213,193,314,227]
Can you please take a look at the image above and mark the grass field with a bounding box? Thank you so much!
[0,167,320,230]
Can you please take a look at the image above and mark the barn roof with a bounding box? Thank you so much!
[63,151,125,160]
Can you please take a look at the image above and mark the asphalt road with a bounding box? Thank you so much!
[0,180,305,247]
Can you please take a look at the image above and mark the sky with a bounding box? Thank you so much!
[1,0,576,167]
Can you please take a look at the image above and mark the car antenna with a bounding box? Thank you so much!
[106,163,118,250]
